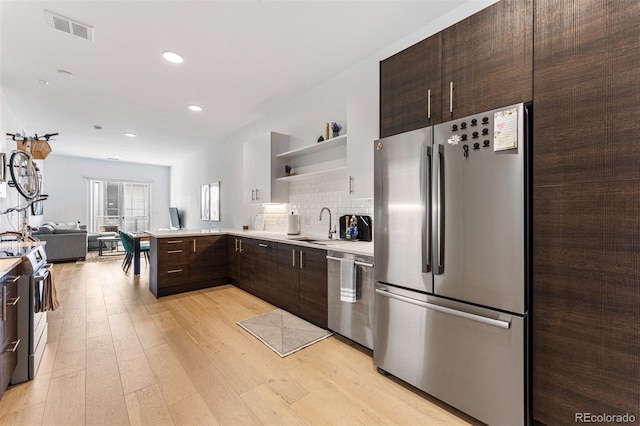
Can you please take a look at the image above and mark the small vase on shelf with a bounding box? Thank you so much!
[331,122,342,138]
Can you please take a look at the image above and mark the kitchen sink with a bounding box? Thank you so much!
[286,236,340,246]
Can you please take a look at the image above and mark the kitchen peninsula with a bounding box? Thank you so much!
[147,229,373,328]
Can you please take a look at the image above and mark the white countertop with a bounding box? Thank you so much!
[145,228,374,257]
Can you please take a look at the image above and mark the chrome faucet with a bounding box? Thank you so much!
[319,207,336,239]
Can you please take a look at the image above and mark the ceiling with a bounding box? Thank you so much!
[1,1,466,166]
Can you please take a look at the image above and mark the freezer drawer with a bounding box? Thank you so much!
[374,283,526,426]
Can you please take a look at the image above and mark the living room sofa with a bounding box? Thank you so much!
[32,222,87,262]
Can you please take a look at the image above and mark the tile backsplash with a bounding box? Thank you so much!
[249,171,373,237]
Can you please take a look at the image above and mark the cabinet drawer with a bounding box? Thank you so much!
[157,239,190,265]
[157,267,189,288]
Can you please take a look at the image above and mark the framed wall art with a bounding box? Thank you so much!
[209,181,220,221]
[200,183,210,220]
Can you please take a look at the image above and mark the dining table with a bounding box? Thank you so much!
[128,232,149,275]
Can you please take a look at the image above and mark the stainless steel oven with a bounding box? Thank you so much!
[11,245,50,384]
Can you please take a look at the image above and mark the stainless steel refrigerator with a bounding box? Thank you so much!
[374,102,531,426]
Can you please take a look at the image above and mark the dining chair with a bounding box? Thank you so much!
[118,231,150,272]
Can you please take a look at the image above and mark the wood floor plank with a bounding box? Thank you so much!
[85,334,129,425]
[0,401,45,425]
[144,343,198,406]
[240,383,309,426]
[125,384,174,426]
[0,372,51,418]
[167,393,218,426]
[187,363,262,426]
[42,369,86,425]
[51,335,85,379]
[116,354,157,396]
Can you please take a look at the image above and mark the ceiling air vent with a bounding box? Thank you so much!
[44,10,94,41]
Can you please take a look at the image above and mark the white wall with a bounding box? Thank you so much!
[170,1,495,233]
[0,89,33,233]
[43,155,170,230]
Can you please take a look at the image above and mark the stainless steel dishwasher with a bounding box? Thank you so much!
[327,250,374,350]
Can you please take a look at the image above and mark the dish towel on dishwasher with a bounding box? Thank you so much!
[340,258,356,303]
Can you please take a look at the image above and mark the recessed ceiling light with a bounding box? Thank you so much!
[57,69,73,78]
[162,50,183,64]
[188,105,202,112]
[124,132,137,137]
[39,79,49,86]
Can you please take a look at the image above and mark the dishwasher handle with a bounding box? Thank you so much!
[375,288,510,329]
[326,255,373,268]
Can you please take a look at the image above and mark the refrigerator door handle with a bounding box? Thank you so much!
[375,289,510,329]
[434,144,445,275]
[421,145,432,273]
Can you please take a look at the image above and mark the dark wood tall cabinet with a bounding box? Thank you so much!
[532,1,640,424]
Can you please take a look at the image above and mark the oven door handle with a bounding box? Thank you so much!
[34,270,50,282]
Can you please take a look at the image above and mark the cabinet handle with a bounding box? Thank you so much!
[255,188,260,200]
[292,249,296,267]
[427,88,431,118]
[167,240,183,244]
[193,239,197,252]
[167,250,183,254]
[259,243,268,248]
[5,275,20,283]
[299,250,303,269]
[326,256,374,268]
[167,269,183,274]
[9,296,20,306]
[251,189,255,201]
[5,339,19,353]
[239,240,243,253]
[449,82,453,113]
[348,176,353,194]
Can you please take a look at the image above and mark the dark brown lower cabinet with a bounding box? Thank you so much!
[276,244,300,313]
[297,247,327,328]
[150,235,228,298]
[275,243,327,328]
[228,236,254,292]
[252,240,278,305]
[1,269,20,399]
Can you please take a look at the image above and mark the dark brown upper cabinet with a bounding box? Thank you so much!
[380,33,442,138]
[442,0,533,120]
[380,0,533,138]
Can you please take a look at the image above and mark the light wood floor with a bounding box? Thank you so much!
[0,257,477,425]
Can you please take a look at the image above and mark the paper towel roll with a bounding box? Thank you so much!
[287,214,300,235]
